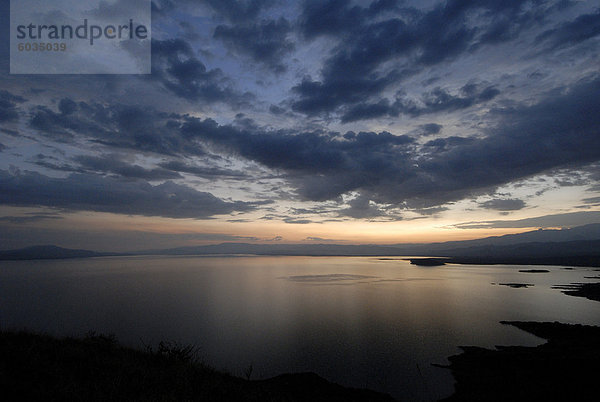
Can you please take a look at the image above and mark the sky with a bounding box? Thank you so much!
[1,0,600,252]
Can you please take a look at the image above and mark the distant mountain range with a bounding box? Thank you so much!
[2,224,600,266]
[0,245,111,260]
[414,223,600,250]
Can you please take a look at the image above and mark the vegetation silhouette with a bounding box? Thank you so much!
[0,330,395,401]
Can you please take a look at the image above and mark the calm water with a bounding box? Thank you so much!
[1,256,599,400]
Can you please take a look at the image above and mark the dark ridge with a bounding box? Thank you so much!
[497,283,534,288]
[0,245,112,261]
[448,255,600,267]
[0,330,395,401]
[438,321,600,401]
[408,258,448,266]
[518,269,550,273]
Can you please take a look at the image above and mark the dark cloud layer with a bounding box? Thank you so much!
[0,90,27,122]
[479,198,527,211]
[152,0,276,22]
[454,211,600,229]
[293,0,575,121]
[341,82,500,122]
[159,160,249,179]
[0,170,259,219]
[151,39,251,105]
[214,18,295,73]
[13,66,600,211]
[338,194,387,219]
[29,100,204,156]
[2,0,598,231]
[199,0,275,23]
[73,155,183,180]
[411,75,600,206]
[183,74,600,206]
[0,212,63,224]
[181,119,416,200]
[535,9,600,50]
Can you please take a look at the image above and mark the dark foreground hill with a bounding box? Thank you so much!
[439,321,600,401]
[0,330,394,402]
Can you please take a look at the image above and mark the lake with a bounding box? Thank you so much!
[1,256,598,401]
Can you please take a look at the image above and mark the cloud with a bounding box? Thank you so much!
[290,64,398,117]
[0,225,263,252]
[0,212,63,224]
[58,98,78,115]
[423,136,475,151]
[181,119,416,200]
[0,90,27,122]
[158,160,249,179]
[420,123,443,135]
[304,236,339,242]
[73,154,183,180]
[177,21,201,41]
[86,0,150,20]
[176,74,599,206]
[32,153,184,181]
[29,100,205,156]
[2,0,599,250]
[340,99,396,123]
[30,154,79,172]
[0,128,19,137]
[269,104,286,115]
[0,1,7,69]
[479,198,526,211]
[30,105,87,142]
[0,170,261,219]
[25,71,598,210]
[402,84,500,116]
[151,38,251,105]
[338,193,387,219]
[283,218,313,224]
[293,0,569,121]
[198,0,276,23]
[300,0,400,39]
[389,74,600,207]
[341,82,500,122]
[581,196,600,207]
[535,9,600,50]
[413,206,449,216]
[453,211,600,229]
[182,118,414,171]
[214,18,295,73]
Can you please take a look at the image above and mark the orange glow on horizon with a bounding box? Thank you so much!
[3,208,534,245]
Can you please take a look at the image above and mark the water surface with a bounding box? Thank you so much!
[1,256,598,400]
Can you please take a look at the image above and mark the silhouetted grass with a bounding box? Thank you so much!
[0,330,394,401]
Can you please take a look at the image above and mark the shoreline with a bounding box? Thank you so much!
[446,255,600,268]
[2,252,600,269]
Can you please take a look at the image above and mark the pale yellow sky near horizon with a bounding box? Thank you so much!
[2,203,600,252]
